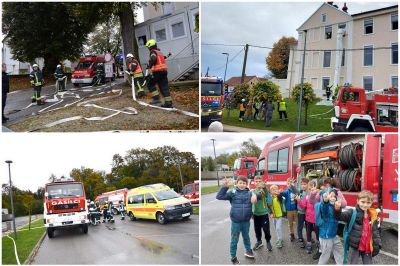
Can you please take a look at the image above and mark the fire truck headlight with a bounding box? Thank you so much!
[341,108,348,114]
[84,74,91,78]
[49,210,53,214]
[217,111,222,116]
[80,208,84,211]
[47,219,55,223]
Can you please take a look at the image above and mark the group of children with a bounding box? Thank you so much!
[217,176,382,265]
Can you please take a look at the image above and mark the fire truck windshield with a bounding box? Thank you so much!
[47,184,84,199]
[201,82,222,96]
[153,190,180,201]
[76,62,94,69]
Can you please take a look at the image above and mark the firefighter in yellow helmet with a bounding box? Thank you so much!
[145,39,173,108]
[277,98,288,121]
[126,53,145,98]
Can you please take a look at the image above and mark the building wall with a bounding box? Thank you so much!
[352,8,398,90]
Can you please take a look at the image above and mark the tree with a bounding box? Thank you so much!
[2,2,110,75]
[231,83,252,107]
[291,83,316,126]
[21,194,34,230]
[227,152,239,168]
[204,156,216,171]
[252,80,282,102]
[240,139,261,157]
[266,36,297,79]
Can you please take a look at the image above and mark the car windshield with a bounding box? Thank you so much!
[201,82,222,96]
[76,62,93,69]
[47,184,84,199]
[153,189,180,201]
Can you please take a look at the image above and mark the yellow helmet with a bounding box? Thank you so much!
[145,39,157,48]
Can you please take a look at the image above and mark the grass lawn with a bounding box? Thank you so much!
[2,219,45,265]
[222,98,333,132]
[192,206,199,215]
[201,185,222,195]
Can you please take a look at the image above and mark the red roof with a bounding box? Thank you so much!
[225,76,266,87]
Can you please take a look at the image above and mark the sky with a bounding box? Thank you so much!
[0,134,200,192]
[201,1,397,80]
[201,133,281,157]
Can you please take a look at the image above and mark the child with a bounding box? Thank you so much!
[334,190,381,264]
[239,99,246,121]
[252,176,273,251]
[297,180,320,254]
[315,189,344,265]
[282,177,298,241]
[296,178,309,248]
[216,176,258,265]
[323,178,347,208]
[268,185,285,248]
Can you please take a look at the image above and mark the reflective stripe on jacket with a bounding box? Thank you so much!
[30,70,44,86]
[129,60,143,78]
[150,49,168,72]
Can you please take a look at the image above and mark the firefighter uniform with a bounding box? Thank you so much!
[128,58,145,98]
[29,66,45,105]
[54,65,67,93]
[145,39,173,108]
[277,99,288,121]
[95,63,105,85]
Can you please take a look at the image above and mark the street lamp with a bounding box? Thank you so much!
[222,53,229,85]
[210,139,220,187]
[5,160,17,240]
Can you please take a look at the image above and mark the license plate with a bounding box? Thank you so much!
[74,79,84,83]
[182,213,190,217]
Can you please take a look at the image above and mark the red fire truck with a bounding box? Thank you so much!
[331,86,398,132]
[95,188,128,215]
[71,55,105,87]
[253,134,398,224]
[181,181,200,204]
[43,177,89,238]
[233,157,258,180]
[201,76,224,125]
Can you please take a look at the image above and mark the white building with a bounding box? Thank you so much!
[135,2,199,81]
[287,2,398,98]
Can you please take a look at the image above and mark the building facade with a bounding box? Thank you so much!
[287,3,398,98]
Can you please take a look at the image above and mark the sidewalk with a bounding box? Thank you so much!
[222,124,273,132]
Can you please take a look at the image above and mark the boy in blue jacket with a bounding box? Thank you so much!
[217,176,258,265]
[315,189,344,265]
[282,177,298,241]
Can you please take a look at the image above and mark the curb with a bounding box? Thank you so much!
[24,230,46,265]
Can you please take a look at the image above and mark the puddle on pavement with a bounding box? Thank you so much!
[136,237,171,255]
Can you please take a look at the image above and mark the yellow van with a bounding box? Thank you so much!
[126,183,192,224]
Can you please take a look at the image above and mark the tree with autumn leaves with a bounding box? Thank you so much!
[266,36,297,79]
[291,83,316,126]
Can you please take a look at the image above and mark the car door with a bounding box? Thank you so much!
[144,193,159,219]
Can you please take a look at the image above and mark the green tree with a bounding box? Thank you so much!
[240,139,261,157]
[227,152,240,168]
[204,156,216,171]
[252,80,282,102]
[266,36,297,78]
[21,194,34,230]
[291,82,316,126]
[231,83,251,107]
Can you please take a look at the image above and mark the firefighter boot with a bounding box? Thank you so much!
[150,95,161,105]
[161,101,173,109]
[137,90,145,98]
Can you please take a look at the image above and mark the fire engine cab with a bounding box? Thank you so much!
[233,157,258,180]
[254,134,398,225]
[95,188,128,215]
[201,76,224,125]
[331,86,398,132]
[43,177,89,238]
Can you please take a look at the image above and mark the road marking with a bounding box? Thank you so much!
[192,254,199,259]
[135,232,199,238]
[215,217,230,225]
[379,250,398,259]
[6,235,21,265]
[206,199,218,204]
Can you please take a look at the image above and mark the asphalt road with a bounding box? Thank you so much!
[2,214,43,235]
[32,214,199,265]
[201,192,398,265]
[3,79,124,127]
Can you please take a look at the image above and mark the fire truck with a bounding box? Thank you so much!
[233,157,258,180]
[71,55,107,87]
[95,188,128,215]
[253,134,398,224]
[43,177,89,238]
[201,76,224,125]
[331,86,398,132]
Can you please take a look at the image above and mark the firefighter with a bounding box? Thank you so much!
[2,63,9,123]
[95,63,105,85]
[118,200,125,220]
[126,53,145,98]
[145,39,173,108]
[265,100,275,127]
[29,64,45,105]
[277,98,288,121]
[102,202,109,223]
[54,64,67,93]
[325,84,333,101]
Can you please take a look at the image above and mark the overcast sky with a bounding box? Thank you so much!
[0,134,199,192]
[201,133,281,157]
[201,1,397,79]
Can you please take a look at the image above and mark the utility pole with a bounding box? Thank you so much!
[205,66,209,77]
[222,53,229,84]
[210,139,219,187]
[240,44,249,84]
[5,160,17,240]
[176,157,184,191]
[297,30,308,132]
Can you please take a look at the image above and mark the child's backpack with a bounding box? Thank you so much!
[343,208,358,264]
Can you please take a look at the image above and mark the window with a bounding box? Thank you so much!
[392,76,398,88]
[138,35,147,46]
[322,77,330,92]
[233,159,241,170]
[323,51,331,67]
[364,18,373,34]
[325,25,332,39]
[183,185,192,194]
[267,147,289,174]
[195,183,199,192]
[363,76,373,91]
[155,28,167,42]
[128,195,144,205]
[392,43,398,64]
[338,23,346,29]
[256,158,265,175]
[322,14,327,23]
[363,46,373,66]
[376,105,398,127]
[243,161,254,169]
[145,193,157,204]
[171,21,185,38]
[341,49,346,66]
[392,13,398,30]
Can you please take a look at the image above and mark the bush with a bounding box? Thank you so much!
[252,80,281,102]
[231,83,251,107]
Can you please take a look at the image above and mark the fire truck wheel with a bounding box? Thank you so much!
[47,228,54,238]
[351,127,369,132]
[82,224,88,234]
[156,212,167,225]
